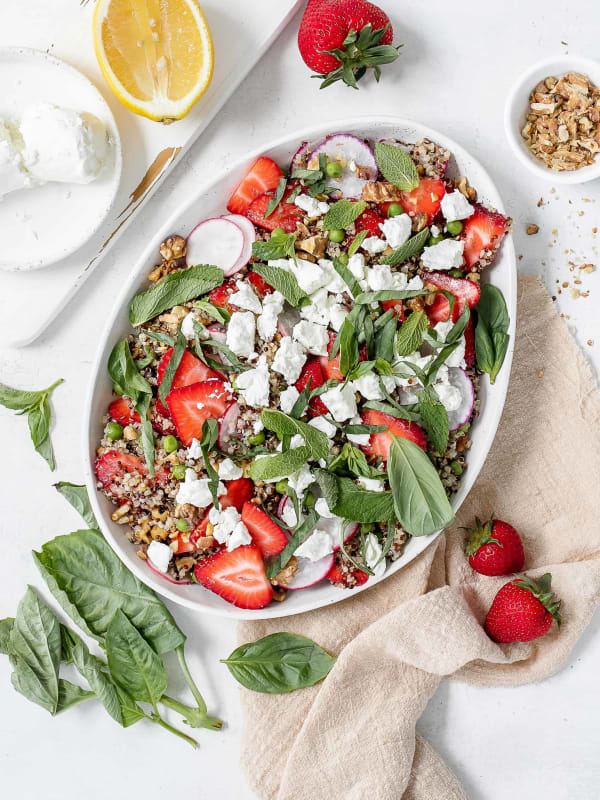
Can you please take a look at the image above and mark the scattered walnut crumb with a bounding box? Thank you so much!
[526,224,539,235]
[581,263,595,273]
[588,339,594,346]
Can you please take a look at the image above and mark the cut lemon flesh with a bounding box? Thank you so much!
[93,0,213,122]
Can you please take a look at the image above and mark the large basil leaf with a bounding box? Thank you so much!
[418,386,449,454]
[106,610,167,705]
[222,633,336,694]
[33,529,185,654]
[259,410,329,461]
[55,680,95,713]
[388,437,454,535]
[129,265,224,326]
[0,617,15,655]
[331,477,395,523]
[70,631,124,725]
[475,284,510,383]
[54,482,98,529]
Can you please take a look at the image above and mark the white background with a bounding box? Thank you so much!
[1,1,600,798]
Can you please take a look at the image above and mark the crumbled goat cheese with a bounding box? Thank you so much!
[315,498,335,518]
[364,532,386,578]
[321,383,357,422]
[226,311,256,357]
[358,477,384,493]
[181,312,199,340]
[235,355,270,408]
[208,506,251,551]
[230,280,262,314]
[347,253,366,281]
[434,321,466,368]
[287,464,314,500]
[187,438,203,460]
[352,372,384,401]
[308,416,336,438]
[379,214,412,249]
[328,302,348,331]
[267,258,292,270]
[176,468,225,508]
[290,258,329,294]
[362,236,387,255]
[281,500,298,527]
[218,457,243,481]
[271,336,307,384]
[300,287,331,326]
[440,191,474,222]
[318,259,347,294]
[367,263,394,291]
[435,380,462,413]
[293,320,329,356]
[147,540,173,573]
[295,530,333,561]
[253,419,264,434]
[421,239,465,270]
[295,193,329,218]
[257,291,284,340]
[280,385,300,414]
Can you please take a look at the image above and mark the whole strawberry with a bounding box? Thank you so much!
[465,517,524,576]
[485,574,562,643]
[298,0,401,89]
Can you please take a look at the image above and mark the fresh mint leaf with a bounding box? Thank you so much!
[252,233,297,261]
[249,446,312,482]
[396,310,427,356]
[129,265,224,326]
[265,177,288,218]
[418,386,449,454]
[323,199,366,231]
[475,284,510,383]
[374,142,419,192]
[313,469,339,509]
[380,227,429,266]
[266,511,317,579]
[158,328,186,407]
[259,409,329,461]
[106,609,167,705]
[54,482,98,529]
[193,300,231,324]
[253,264,308,308]
[348,229,368,257]
[388,436,454,536]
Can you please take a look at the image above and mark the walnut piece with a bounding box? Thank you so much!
[361,181,403,202]
[271,556,298,587]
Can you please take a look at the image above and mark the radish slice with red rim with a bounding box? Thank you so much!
[277,497,359,551]
[286,553,335,590]
[146,560,192,585]
[186,218,244,274]
[290,140,315,172]
[218,402,240,449]
[221,214,256,276]
[446,367,475,431]
[309,134,377,199]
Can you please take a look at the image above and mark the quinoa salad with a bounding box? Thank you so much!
[95,133,511,610]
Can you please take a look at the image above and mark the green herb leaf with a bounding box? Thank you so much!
[129,265,224,327]
[55,680,95,713]
[339,317,360,377]
[355,288,428,305]
[380,227,429,266]
[418,386,449,454]
[362,400,421,422]
[348,229,368,257]
[259,410,329,461]
[108,340,152,403]
[252,233,297,261]
[313,469,339,509]
[424,341,460,386]
[266,511,318,579]
[396,310,427,356]
[475,284,510,383]
[158,328,186,407]
[265,177,288,218]
[143,329,176,346]
[28,396,55,470]
[253,264,308,308]
[69,631,124,725]
[388,436,454,535]
[193,300,231,324]
[248,446,312,482]
[199,419,221,506]
[323,199,366,231]
[221,632,336,694]
[54,482,99,529]
[332,255,360,298]
[374,142,419,192]
[0,383,46,411]
[106,609,167,705]
[331,477,395,522]
[375,316,397,363]
[0,617,15,655]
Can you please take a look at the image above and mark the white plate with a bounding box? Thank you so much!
[0,47,122,271]
[83,116,517,620]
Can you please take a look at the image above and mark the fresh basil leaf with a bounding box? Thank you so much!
[388,436,454,535]
[313,469,339,510]
[70,631,124,725]
[114,684,146,727]
[265,177,288,218]
[355,288,428,305]
[267,511,317,579]
[135,393,156,477]
[28,397,55,470]
[54,482,99,529]
[9,588,62,714]
[289,385,311,419]
[364,315,375,359]
[345,445,385,480]
[379,227,429,266]
[106,609,167,705]
[253,264,308,308]
[374,357,393,376]
[143,329,175,346]
[33,529,185,654]
[446,302,471,344]
[286,184,303,203]
[374,142,419,192]
[363,399,421,423]
[475,285,510,383]
[0,617,15,655]
[418,386,449,454]
[332,255,360,297]
[259,410,329,461]
[323,199,366,231]
[339,317,359,377]
[129,265,224,326]
[193,300,231,324]
[374,316,397,363]
[395,310,427,357]
[331,477,395,522]
[0,383,44,411]
[200,420,221,506]
[108,340,152,403]
[252,233,297,261]
[249,446,312,482]
[55,680,95,712]
[222,632,336,694]
[348,229,368,257]
[425,341,460,386]
[158,328,186,407]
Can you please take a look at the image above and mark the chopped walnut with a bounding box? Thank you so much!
[361,181,403,202]
[297,235,328,258]
[270,556,298,587]
[456,175,477,202]
[149,235,187,281]
[526,224,539,235]
[411,213,429,232]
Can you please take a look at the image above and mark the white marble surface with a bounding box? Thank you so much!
[1,1,600,798]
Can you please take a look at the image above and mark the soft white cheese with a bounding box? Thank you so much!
[366,263,394,291]
[187,438,203,460]
[175,468,225,509]
[434,320,466,368]
[230,280,262,314]
[267,258,292,271]
[290,258,329,294]
[181,312,198,340]
[0,121,32,199]
[321,383,357,422]
[228,521,253,551]
[358,476,384,493]
[226,311,256,357]
[20,104,107,184]
[421,239,465,270]
[271,336,307,383]
[308,415,337,438]
[257,290,284,340]
[208,506,251,551]
[253,418,264,434]
[295,193,329,218]
[287,464,314,500]
[379,215,412,249]
[315,497,335,519]
[235,355,270,408]
[281,500,298,528]
[318,259,347,294]
[347,253,366,281]
[435,380,462,413]
[295,530,333,561]
[441,191,474,222]
[292,320,329,356]
[300,287,331,326]
[147,540,173,574]
[364,532,386,577]
[328,301,348,332]
[362,236,387,255]
[279,385,300,414]
[352,372,384,401]
[218,457,243,481]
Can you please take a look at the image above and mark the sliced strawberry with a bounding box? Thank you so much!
[399,178,445,224]
[149,401,176,436]
[425,292,452,324]
[156,348,218,416]
[247,270,274,297]
[166,380,231,446]
[95,449,169,494]
[318,331,367,383]
[381,299,405,320]
[355,208,385,237]
[464,318,476,368]
[172,535,196,555]
[227,156,283,216]
[422,272,481,321]
[194,544,273,609]
[207,279,238,314]
[108,396,140,426]
[190,511,211,543]
[296,357,329,416]
[327,560,369,588]
[246,186,304,233]
[241,502,288,558]
[360,409,427,461]
[220,477,254,513]
[460,204,509,270]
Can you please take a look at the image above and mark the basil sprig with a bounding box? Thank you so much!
[418,385,449,454]
[475,284,510,383]
[374,142,419,192]
[222,632,336,694]
[129,265,224,326]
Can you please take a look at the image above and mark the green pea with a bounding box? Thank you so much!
[325,161,343,178]
[360,522,374,533]
[176,518,190,532]
[271,228,287,241]
[163,435,178,453]
[448,269,465,278]
[450,460,464,476]
[247,431,265,446]
[328,229,345,243]
[427,234,445,246]
[387,203,404,218]
[171,464,187,480]
[446,220,463,236]
[106,422,123,441]
[304,491,315,508]
[275,479,289,495]
[337,252,349,266]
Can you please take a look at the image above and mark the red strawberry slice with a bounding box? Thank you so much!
[207,280,238,314]
[108,396,140,426]
[166,380,231,447]
[190,511,211,543]
[296,357,329,416]
[246,186,304,233]
[227,156,283,216]
[156,348,218,416]
[220,477,254,513]
[464,318,476,367]
[247,270,274,297]
[355,208,385,237]
[360,409,427,461]
[460,204,509,269]
[423,272,481,321]
[425,292,452,324]
[194,544,273,609]
[95,449,169,493]
[381,299,405,320]
[318,330,344,382]
[326,560,369,588]
[399,178,445,224]
[241,502,288,558]
[172,534,196,555]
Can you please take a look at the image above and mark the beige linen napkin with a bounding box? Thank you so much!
[239,275,600,800]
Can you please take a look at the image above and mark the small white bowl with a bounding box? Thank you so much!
[504,54,600,184]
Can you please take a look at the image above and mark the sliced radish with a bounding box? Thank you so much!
[277,305,301,337]
[286,553,335,590]
[308,134,377,199]
[186,218,244,274]
[221,214,256,277]
[218,402,241,449]
[146,561,192,585]
[277,494,289,521]
[277,497,358,552]
[290,140,315,172]
[446,367,475,431]
[206,324,226,343]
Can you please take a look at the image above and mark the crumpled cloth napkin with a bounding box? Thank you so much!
[239,275,600,800]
